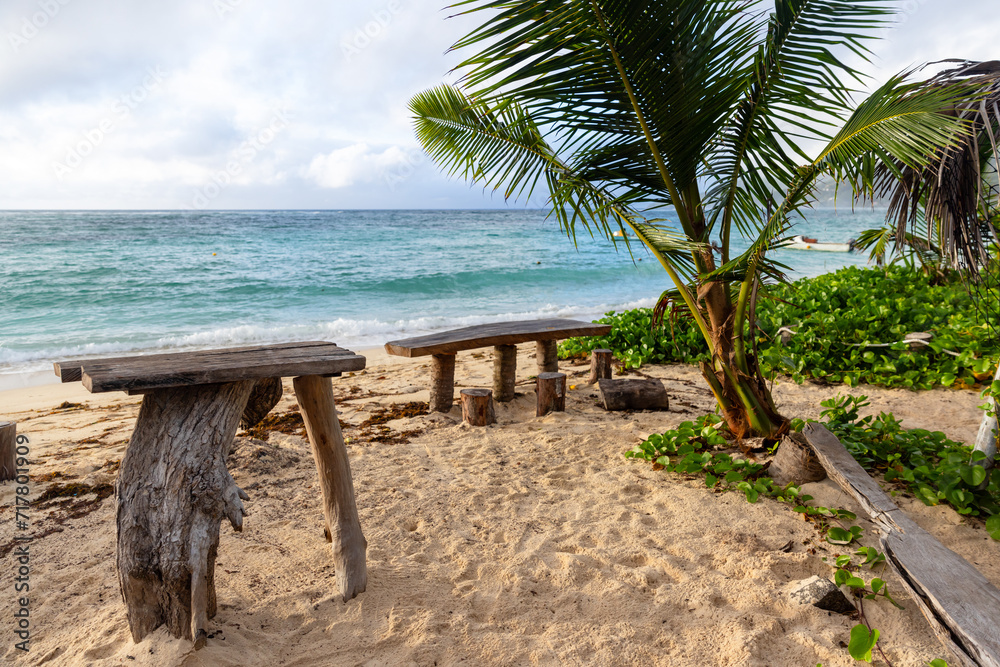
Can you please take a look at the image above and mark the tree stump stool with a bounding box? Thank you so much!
[536,372,567,416]
[53,342,368,648]
[0,421,15,481]
[588,349,613,384]
[461,388,496,426]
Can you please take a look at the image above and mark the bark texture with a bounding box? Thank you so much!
[0,421,15,481]
[587,349,613,384]
[536,340,559,374]
[430,353,457,413]
[493,344,517,402]
[116,380,254,646]
[536,372,566,417]
[292,375,368,602]
[239,377,283,429]
[461,388,496,426]
[598,379,669,411]
[769,432,827,486]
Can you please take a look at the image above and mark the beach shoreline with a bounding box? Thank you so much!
[1,347,995,666]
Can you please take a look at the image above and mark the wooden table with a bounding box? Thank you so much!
[385,318,611,411]
[54,342,368,647]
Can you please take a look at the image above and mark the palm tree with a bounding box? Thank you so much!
[861,60,1000,467]
[409,0,973,438]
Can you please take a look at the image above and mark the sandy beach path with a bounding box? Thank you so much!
[1,347,995,666]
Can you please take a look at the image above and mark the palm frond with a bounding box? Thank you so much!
[865,60,1000,272]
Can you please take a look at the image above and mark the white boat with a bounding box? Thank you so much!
[784,235,854,252]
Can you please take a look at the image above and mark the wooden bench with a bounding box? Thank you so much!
[55,341,367,647]
[384,318,611,412]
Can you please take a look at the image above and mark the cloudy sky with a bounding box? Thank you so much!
[0,0,997,210]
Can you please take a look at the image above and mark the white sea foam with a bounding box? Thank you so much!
[0,298,655,377]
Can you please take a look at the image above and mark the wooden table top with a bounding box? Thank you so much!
[54,341,366,394]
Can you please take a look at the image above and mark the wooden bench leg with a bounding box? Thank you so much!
[116,380,254,646]
[292,375,367,602]
[536,340,559,374]
[429,353,456,412]
[493,344,517,402]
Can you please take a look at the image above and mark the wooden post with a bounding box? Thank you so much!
[430,353,457,412]
[536,340,559,374]
[493,344,517,402]
[0,421,15,481]
[588,349,613,384]
[292,375,368,603]
[536,372,567,417]
[116,380,255,646]
[460,388,496,426]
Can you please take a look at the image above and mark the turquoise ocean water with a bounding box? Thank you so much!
[0,208,885,384]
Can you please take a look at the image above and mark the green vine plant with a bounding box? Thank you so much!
[630,414,954,665]
[818,394,1000,538]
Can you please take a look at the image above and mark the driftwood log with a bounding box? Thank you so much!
[293,375,368,601]
[493,344,517,402]
[0,421,15,481]
[239,377,283,429]
[803,423,1000,667]
[536,339,559,374]
[536,372,566,417]
[116,380,254,646]
[598,378,669,411]
[429,353,456,413]
[460,388,496,426]
[769,432,827,486]
[588,349,613,384]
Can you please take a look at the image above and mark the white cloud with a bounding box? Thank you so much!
[0,0,996,209]
[305,143,413,189]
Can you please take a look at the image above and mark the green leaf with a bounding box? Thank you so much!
[986,514,1000,540]
[834,569,851,587]
[827,527,857,545]
[848,624,880,663]
[960,464,987,487]
[927,659,949,667]
[705,473,718,488]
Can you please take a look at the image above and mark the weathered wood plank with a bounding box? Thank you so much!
[54,341,334,383]
[384,319,611,357]
[77,342,365,393]
[803,423,1000,667]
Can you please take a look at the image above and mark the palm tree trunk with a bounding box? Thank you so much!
[698,281,788,439]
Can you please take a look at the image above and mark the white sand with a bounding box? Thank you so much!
[1,347,995,666]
